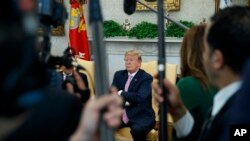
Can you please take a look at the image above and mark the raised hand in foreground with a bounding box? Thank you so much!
[153,79,187,122]
[70,87,123,141]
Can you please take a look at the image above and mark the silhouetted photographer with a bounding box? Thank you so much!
[0,1,122,141]
[60,52,90,104]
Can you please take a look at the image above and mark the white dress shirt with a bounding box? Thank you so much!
[118,70,138,95]
[212,81,242,117]
[174,81,242,138]
[63,72,72,81]
[126,71,138,80]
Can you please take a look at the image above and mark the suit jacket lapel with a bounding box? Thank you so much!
[122,70,129,90]
[199,92,238,141]
[213,92,237,122]
[198,93,237,141]
[128,69,142,91]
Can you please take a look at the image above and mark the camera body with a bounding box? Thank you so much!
[64,75,76,86]
[61,53,84,91]
[62,61,90,104]
[37,0,90,104]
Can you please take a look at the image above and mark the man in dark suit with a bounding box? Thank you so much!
[153,6,250,141]
[0,1,122,140]
[59,54,90,102]
[112,50,155,141]
[217,59,250,141]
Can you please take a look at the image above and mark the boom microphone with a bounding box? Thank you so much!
[124,0,137,15]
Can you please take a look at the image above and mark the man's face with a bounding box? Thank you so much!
[62,66,74,75]
[124,55,141,73]
[18,0,36,12]
[203,23,217,85]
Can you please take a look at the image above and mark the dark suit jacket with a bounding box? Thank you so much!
[177,91,239,141]
[220,60,250,140]
[177,61,250,141]
[198,93,238,141]
[112,69,155,129]
[230,60,250,122]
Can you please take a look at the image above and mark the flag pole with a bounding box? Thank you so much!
[89,0,114,141]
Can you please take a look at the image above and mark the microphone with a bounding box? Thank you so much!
[124,0,137,15]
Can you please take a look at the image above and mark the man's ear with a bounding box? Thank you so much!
[138,61,142,67]
[212,50,224,70]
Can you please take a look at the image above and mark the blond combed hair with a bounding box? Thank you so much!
[125,50,142,61]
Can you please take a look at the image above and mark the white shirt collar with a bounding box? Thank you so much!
[63,72,72,80]
[212,81,242,117]
[128,70,139,78]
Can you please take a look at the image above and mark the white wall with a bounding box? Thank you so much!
[50,0,71,56]
[101,0,214,25]
[51,0,249,56]
[51,0,216,56]
[49,0,248,83]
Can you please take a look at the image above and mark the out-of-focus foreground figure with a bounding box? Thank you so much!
[0,1,122,141]
[153,6,250,141]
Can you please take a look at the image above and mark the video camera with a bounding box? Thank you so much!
[60,52,90,103]
[37,0,90,104]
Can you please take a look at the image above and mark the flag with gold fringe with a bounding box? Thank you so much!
[69,0,90,60]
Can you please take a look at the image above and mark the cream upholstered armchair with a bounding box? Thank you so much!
[76,59,95,96]
[116,61,177,141]
[141,61,177,84]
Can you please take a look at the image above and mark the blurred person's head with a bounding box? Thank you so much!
[124,50,142,73]
[63,47,80,64]
[61,54,74,75]
[0,0,48,117]
[17,0,36,12]
[203,6,250,88]
[64,47,76,56]
[180,24,209,87]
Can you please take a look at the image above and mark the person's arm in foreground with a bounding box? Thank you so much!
[67,71,123,141]
[153,79,195,139]
[70,93,122,141]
